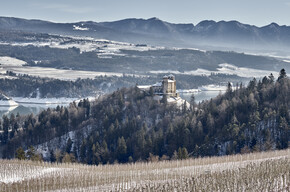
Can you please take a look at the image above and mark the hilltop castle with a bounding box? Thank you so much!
[139,75,179,97]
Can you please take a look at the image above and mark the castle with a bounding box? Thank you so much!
[139,75,179,97]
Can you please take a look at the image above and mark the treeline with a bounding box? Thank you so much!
[0,30,60,43]
[0,71,244,98]
[0,72,156,98]
[0,70,289,164]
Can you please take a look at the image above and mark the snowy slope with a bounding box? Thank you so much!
[0,56,26,66]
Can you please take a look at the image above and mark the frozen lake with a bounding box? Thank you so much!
[0,103,68,117]
[180,90,226,103]
[0,97,84,117]
[0,91,224,117]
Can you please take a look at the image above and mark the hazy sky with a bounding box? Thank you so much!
[2,0,290,26]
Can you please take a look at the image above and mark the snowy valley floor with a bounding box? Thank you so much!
[0,149,289,191]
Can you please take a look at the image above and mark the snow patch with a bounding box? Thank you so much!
[173,47,206,53]
[0,36,163,55]
[283,60,290,63]
[149,68,213,76]
[0,65,125,80]
[73,25,89,31]
[167,96,190,108]
[217,63,279,78]
[153,96,190,109]
[35,125,93,159]
[137,85,151,90]
[149,64,278,78]
[0,56,26,66]
[0,166,62,184]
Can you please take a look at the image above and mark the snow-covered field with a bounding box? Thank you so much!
[0,149,289,191]
[150,63,279,78]
[0,164,62,184]
[0,55,150,80]
[0,56,26,66]
[217,63,279,78]
[0,36,163,55]
[0,56,126,80]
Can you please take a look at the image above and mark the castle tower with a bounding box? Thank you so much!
[162,76,169,94]
[162,74,177,97]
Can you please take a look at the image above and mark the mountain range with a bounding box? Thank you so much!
[1,16,290,53]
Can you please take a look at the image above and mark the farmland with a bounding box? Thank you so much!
[0,149,289,191]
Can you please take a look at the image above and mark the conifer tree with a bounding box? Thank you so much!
[15,147,26,160]
[116,136,127,163]
[278,68,287,81]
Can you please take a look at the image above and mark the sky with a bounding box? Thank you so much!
[1,0,290,26]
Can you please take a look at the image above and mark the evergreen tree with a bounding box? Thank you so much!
[15,147,26,160]
[190,94,196,111]
[65,138,73,153]
[80,140,87,163]
[268,73,275,84]
[26,146,42,161]
[2,115,9,144]
[278,68,287,81]
[227,82,232,93]
[116,136,127,163]
[181,147,189,159]
[50,150,56,162]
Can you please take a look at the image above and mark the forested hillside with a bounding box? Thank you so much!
[0,70,289,164]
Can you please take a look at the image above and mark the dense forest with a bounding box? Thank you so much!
[0,71,243,97]
[0,69,289,164]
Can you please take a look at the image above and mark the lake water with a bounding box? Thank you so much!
[0,91,225,117]
[179,90,225,103]
[0,103,66,117]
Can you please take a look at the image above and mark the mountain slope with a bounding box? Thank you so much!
[1,16,290,52]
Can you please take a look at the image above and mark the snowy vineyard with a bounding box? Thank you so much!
[0,149,289,191]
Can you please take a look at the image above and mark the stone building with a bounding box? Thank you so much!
[151,75,179,97]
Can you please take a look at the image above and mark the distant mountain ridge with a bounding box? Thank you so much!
[1,16,290,52]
